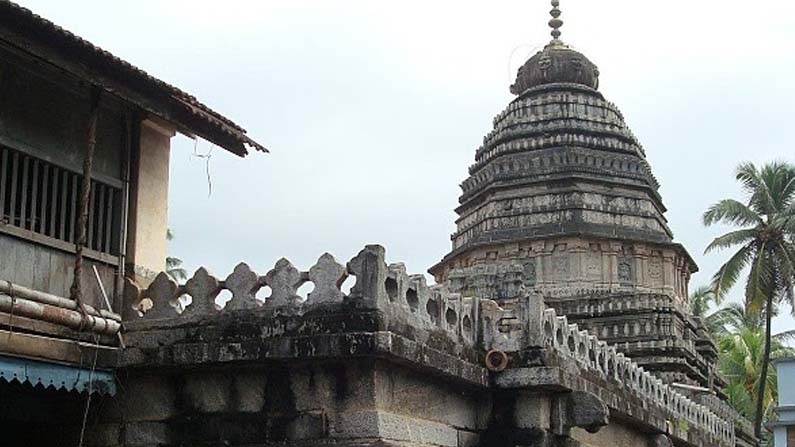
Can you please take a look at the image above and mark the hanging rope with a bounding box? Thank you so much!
[70,87,102,330]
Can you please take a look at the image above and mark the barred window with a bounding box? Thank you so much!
[0,145,121,255]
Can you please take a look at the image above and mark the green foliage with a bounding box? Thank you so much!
[702,161,795,437]
[690,285,718,318]
[166,229,187,283]
[716,324,793,420]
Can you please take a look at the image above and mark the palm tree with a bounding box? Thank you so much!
[166,229,187,283]
[703,161,795,438]
[717,326,794,421]
[690,285,720,318]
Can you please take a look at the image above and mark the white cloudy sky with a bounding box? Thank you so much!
[19,0,795,334]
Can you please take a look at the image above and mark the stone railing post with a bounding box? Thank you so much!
[522,292,546,348]
[346,245,388,308]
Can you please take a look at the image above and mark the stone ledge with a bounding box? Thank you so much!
[119,331,489,388]
[493,356,729,447]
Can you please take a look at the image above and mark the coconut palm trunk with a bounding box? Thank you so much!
[753,291,774,438]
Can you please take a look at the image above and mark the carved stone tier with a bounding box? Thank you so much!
[431,235,718,389]
[446,82,674,259]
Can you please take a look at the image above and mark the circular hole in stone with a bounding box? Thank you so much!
[445,308,457,326]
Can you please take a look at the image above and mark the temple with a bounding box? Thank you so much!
[430,0,718,392]
[0,1,758,446]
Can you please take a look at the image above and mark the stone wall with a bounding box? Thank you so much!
[87,244,747,447]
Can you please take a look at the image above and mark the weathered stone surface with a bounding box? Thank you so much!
[264,258,303,307]
[182,267,220,316]
[112,244,737,447]
[425,12,718,398]
[650,434,674,447]
[183,372,231,413]
[374,361,482,431]
[335,410,458,447]
[307,253,347,304]
[457,430,480,447]
[120,376,177,422]
[514,393,552,430]
[233,372,266,413]
[287,411,328,440]
[124,422,170,446]
[564,391,609,434]
[224,262,260,310]
[142,272,179,319]
[347,245,387,305]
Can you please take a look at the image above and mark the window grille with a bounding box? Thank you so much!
[0,145,121,255]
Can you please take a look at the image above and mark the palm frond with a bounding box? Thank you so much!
[690,285,718,317]
[703,199,762,227]
[779,171,795,209]
[707,302,752,334]
[774,243,795,313]
[761,161,795,210]
[736,162,776,216]
[711,243,754,298]
[704,228,758,253]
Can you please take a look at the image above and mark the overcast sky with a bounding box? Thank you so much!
[19,0,795,334]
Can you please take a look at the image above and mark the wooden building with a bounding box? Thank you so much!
[0,1,264,443]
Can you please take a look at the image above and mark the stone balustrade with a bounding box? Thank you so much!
[539,306,735,445]
[126,245,479,351]
[123,244,735,446]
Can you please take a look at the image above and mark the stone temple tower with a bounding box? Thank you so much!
[430,1,718,389]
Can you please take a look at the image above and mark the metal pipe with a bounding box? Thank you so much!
[0,280,121,322]
[0,294,120,335]
[485,349,509,372]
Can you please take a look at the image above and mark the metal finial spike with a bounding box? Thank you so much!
[549,0,563,40]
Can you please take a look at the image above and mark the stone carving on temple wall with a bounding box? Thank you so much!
[437,236,693,306]
[585,247,601,279]
[617,259,633,283]
[523,260,537,288]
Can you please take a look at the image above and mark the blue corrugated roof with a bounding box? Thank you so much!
[0,355,116,395]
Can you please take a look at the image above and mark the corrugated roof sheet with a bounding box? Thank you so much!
[0,354,116,396]
[0,0,266,156]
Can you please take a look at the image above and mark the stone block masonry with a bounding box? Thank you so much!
[83,245,743,447]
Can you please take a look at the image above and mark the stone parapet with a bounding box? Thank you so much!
[115,244,741,447]
[535,304,735,445]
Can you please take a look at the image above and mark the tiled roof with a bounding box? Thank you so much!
[0,0,266,156]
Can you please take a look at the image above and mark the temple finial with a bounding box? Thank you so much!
[549,0,563,40]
